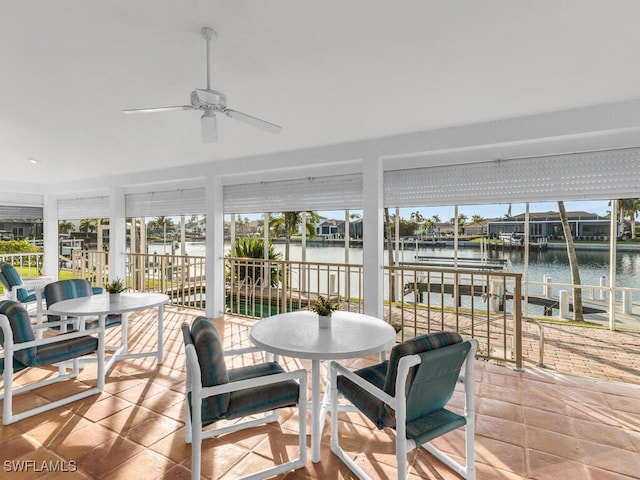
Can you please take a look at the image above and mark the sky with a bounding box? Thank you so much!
[229,199,612,223]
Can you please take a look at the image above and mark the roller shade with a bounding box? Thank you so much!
[58,196,109,219]
[223,173,363,214]
[384,147,640,207]
[125,187,205,217]
[0,205,43,220]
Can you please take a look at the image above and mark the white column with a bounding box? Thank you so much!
[205,176,225,318]
[344,210,350,301]
[453,205,459,267]
[180,215,186,254]
[344,210,350,264]
[523,203,530,317]
[301,211,307,292]
[609,200,617,330]
[109,187,126,281]
[362,158,384,318]
[42,194,59,279]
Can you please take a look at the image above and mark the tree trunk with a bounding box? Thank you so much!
[284,216,291,261]
[384,208,396,303]
[558,201,584,321]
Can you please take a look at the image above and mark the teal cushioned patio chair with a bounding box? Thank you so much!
[44,279,124,372]
[0,261,47,323]
[0,300,105,424]
[182,316,307,480]
[329,331,478,480]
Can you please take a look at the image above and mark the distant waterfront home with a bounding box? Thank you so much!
[316,218,345,238]
[462,220,491,237]
[487,211,620,240]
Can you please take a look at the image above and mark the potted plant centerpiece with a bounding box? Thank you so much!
[105,278,126,303]
[312,295,339,329]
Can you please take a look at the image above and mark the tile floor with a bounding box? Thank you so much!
[0,307,639,479]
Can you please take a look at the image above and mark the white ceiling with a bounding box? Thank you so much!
[3,0,640,186]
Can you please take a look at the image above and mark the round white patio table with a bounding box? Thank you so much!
[47,292,169,369]
[250,310,396,463]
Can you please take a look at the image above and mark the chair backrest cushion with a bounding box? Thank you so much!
[405,340,472,423]
[378,331,467,428]
[44,279,94,323]
[0,262,28,303]
[382,331,463,396]
[190,316,230,418]
[0,300,36,366]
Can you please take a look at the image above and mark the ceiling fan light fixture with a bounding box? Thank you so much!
[201,109,218,143]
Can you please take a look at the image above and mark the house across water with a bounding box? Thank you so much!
[487,211,619,241]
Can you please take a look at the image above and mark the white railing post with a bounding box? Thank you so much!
[558,290,569,319]
[543,274,552,299]
[599,276,607,301]
[622,290,633,315]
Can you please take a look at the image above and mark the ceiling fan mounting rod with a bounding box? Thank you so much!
[201,27,216,90]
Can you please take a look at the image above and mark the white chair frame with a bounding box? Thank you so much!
[54,312,128,374]
[329,339,477,480]
[6,276,53,327]
[184,343,307,480]
[0,314,105,425]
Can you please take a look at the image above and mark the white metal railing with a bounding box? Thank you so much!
[226,257,364,317]
[385,264,524,368]
[68,250,207,308]
[0,253,45,276]
[65,250,640,368]
[0,252,46,297]
[526,278,640,320]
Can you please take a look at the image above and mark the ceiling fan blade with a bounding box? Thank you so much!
[201,110,218,143]
[224,109,282,134]
[123,106,193,114]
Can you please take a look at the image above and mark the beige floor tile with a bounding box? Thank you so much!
[1,308,639,479]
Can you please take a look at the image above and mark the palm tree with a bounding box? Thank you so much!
[270,211,318,260]
[410,211,424,237]
[424,218,435,235]
[228,236,281,286]
[472,214,484,224]
[431,214,441,223]
[79,218,97,238]
[558,201,583,321]
[59,220,75,236]
[619,198,640,239]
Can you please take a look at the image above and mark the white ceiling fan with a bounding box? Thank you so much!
[123,27,282,143]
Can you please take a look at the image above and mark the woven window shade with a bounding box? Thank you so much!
[0,205,43,220]
[125,188,206,218]
[223,173,363,214]
[58,196,109,220]
[384,147,640,207]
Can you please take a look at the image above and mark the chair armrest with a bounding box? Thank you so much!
[0,314,101,352]
[34,316,81,332]
[330,361,396,408]
[222,345,263,357]
[223,345,278,363]
[9,285,31,301]
[201,368,307,398]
